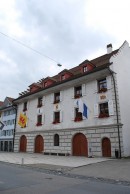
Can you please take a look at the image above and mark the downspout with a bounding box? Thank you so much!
[107,65,121,158]
[12,105,17,152]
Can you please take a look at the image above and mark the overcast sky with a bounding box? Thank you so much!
[0,0,130,101]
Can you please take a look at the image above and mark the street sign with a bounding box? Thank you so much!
[0,121,4,130]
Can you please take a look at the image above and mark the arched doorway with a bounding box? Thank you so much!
[72,133,88,156]
[34,135,44,153]
[102,137,111,157]
[19,135,27,152]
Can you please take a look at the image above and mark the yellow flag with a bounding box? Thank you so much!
[18,113,27,127]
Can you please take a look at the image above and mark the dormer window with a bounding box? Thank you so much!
[61,74,65,80]
[74,86,82,98]
[44,82,47,87]
[23,102,27,111]
[83,66,87,72]
[37,97,42,108]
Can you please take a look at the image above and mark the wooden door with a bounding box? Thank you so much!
[73,133,88,156]
[20,135,27,152]
[35,135,44,153]
[102,137,111,157]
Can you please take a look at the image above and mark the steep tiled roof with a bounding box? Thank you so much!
[7,97,14,103]
[16,47,119,100]
[91,49,119,67]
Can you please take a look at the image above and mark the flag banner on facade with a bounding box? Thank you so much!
[74,99,79,108]
[78,98,88,118]
[18,113,27,128]
[74,98,88,118]
[0,121,5,130]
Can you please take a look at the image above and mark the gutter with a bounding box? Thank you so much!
[107,65,121,158]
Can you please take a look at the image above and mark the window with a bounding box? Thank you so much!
[54,92,60,103]
[98,78,107,93]
[61,74,65,80]
[37,97,42,107]
[99,102,109,118]
[54,134,59,146]
[74,108,82,122]
[36,115,42,126]
[23,102,27,111]
[74,86,82,98]
[44,82,47,87]
[83,66,87,72]
[53,112,60,124]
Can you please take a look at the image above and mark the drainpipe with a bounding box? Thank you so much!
[107,65,121,158]
[12,105,17,152]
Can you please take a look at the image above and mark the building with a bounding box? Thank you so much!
[13,41,130,157]
[0,97,16,152]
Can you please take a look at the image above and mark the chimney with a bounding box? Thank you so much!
[107,44,112,54]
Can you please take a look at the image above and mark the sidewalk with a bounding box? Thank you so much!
[1,152,130,183]
[0,152,110,167]
[69,158,130,182]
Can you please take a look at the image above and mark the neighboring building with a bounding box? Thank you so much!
[0,97,16,152]
[13,41,130,157]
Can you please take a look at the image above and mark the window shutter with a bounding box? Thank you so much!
[60,91,63,102]
[94,80,98,93]
[82,84,86,96]
[51,112,54,123]
[42,96,46,105]
[108,100,114,115]
[60,111,63,122]
[71,87,74,98]
[51,94,54,103]
[94,103,99,117]
[42,114,45,124]
[71,108,75,120]
[106,76,111,90]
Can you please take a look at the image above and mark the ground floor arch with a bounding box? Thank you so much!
[102,137,111,157]
[72,133,88,156]
[19,135,27,152]
[34,135,44,153]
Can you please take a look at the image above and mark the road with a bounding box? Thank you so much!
[0,162,130,194]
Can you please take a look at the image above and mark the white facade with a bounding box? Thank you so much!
[14,41,130,157]
[110,41,130,156]
[14,67,123,157]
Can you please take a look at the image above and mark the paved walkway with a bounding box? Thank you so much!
[0,152,111,167]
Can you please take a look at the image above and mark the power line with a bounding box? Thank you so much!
[0,31,61,65]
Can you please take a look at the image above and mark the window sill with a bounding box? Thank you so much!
[53,121,60,124]
[74,118,83,122]
[23,108,27,112]
[53,100,60,104]
[36,123,42,126]
[98,114,109,118]
[98,88,107,93]
[37,105,42,108]
[74,95,82,99]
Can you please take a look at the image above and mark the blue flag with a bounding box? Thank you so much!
[83,103,88,118]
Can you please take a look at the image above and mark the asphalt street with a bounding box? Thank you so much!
[0,162,130,194]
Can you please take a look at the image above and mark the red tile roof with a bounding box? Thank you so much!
[0,101,3,106]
